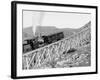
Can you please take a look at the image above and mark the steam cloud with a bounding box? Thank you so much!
[32,12,44,36]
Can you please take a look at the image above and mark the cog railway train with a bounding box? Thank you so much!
[23,32,64,53]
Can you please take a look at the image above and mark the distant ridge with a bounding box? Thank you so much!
[23,21,91,41]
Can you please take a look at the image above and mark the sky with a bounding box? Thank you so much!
[23,10,91,35]
[23,10,91,29]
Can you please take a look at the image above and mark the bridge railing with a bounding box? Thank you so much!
[22,21,91,69]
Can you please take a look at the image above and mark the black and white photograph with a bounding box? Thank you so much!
[11,1,98,79]
[22,10,91,69]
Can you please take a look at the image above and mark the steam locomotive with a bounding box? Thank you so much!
[23,32,64,53]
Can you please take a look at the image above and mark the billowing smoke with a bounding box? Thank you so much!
[32,12,44,36]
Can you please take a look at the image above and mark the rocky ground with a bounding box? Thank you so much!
[55,44,91,68]
[38,44,91,69]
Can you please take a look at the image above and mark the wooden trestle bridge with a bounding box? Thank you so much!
[22,21,91,69]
